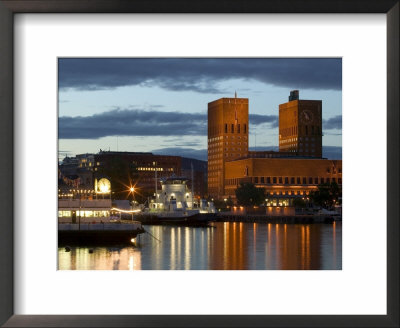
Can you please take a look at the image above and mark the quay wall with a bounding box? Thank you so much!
[216,213,340,224]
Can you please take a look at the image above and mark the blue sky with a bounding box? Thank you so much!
[58,58,342,161]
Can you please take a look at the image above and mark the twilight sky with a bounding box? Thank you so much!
[58,58,342,161]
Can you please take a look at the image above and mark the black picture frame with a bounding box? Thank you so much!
[0,1,398,327]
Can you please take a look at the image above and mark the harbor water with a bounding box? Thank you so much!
[58,221,342,270]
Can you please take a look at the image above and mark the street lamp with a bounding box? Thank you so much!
[129,186,135,221]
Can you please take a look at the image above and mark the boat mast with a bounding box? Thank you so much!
[191,162,194,209]
[155,167,158,202]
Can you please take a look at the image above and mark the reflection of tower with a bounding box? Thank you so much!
[279,90,322,158]
[270,224,323,270]
[208,94,249,198]
[209,222,248,269]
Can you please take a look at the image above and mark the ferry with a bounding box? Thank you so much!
[139,176,216,225]
[58,187,144,245]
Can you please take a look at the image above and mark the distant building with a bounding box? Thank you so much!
[208,94,249,198]
[59,151,207,199]
[93,151,181,194]
[279,90,323,158]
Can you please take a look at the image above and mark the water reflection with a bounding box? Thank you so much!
[58,222,341,270]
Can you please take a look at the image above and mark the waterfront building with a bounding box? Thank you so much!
[224,157,342,204]
[208,94,249,198]
[279,90,323,158]
[207,90,341,201]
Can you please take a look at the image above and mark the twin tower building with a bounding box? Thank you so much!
[207,90,341,202]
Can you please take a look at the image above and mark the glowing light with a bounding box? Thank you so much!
[130,187,135,192]
[131,238,136,243]
[111,207,142,214]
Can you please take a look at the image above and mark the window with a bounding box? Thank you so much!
[225,124,228,133]
[305,126,308,135]
[297,177,301,184]
[231,124,234,133]
[291,177,295,184]
[261,177,264,183]
[273,177,277,184]
[254,177,259,183]
[267,177,271,184]
[302,177,307,184]
[244,124,247,133]
[309,177,313,184]
[238,124,240,133]
[338,178,342,184]
[285,177,289,184]
[327,178,331,183]
[321,177,325,184]
[279,177,283,184]
[314,177,318,184]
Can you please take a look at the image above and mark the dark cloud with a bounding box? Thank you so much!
[323,115,342,130]
[59,58,342,93]
[59,109,277,139]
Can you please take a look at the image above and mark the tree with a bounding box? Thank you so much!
[310,182,341,208]
[292,197,306,208]
[235,183,265,206]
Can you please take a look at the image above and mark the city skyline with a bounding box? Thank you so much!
[58,58,342,161]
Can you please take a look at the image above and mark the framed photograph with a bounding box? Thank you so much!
[0,1,398,327]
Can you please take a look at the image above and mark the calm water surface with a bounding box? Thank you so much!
[58,222,342,270]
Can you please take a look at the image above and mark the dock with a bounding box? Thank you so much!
[216,213,340,224]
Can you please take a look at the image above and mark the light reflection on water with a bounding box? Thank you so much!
[58,222,342,270]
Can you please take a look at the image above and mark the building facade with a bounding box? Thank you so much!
[208,95,249,198]
[224,157,342,204]
[279,90,323,158]
[93,151,181,194]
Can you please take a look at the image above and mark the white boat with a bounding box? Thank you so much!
[141,176,216,224]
